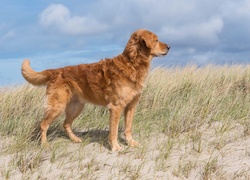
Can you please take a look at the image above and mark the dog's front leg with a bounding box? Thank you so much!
[108,104,123,151]
[124,95,140,147]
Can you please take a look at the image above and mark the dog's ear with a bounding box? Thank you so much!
[124,33,140,59]
[141,34,154,49]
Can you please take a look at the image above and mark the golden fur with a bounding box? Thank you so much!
[21,29,170,151]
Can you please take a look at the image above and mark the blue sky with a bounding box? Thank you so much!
[0,0,250,85]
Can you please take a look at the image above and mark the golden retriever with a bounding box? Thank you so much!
[21,29,170,151]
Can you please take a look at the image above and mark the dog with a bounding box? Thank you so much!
[21,29,170,151]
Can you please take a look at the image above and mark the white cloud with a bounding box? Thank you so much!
[222,1,250,19]
[2,30,16,40]
[160,17,223,46]
[0,23,15,42]
[39,4,108,35]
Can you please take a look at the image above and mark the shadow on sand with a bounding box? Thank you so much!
[30,125,127,150]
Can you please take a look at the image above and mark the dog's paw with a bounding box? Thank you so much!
[128,139,139,147]
[68,132,82,143]
[110,142,123,152]
[72,136,82,143]
[41,142,51,150]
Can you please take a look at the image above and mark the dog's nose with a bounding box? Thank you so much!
[167,45,171,49]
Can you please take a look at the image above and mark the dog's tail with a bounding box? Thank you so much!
[21,59,51,86]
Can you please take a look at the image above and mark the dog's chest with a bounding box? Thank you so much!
[115,84,142,103]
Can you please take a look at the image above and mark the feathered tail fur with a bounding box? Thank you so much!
[21,59,51,86]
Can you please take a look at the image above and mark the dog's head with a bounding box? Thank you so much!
[124,29,170,60]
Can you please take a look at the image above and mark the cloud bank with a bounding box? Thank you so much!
[160,17,223,46]
[39,4,108,35]
[1,1,250,65]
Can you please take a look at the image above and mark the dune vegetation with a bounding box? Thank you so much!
[0,65,250,179]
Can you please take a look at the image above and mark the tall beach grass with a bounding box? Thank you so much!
[0,65,249,179]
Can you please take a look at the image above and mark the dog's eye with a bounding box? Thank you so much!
[156,39,159,42]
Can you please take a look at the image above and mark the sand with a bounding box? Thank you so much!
[0,122,250,179]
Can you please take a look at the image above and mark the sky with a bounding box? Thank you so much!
[0,0,250,85]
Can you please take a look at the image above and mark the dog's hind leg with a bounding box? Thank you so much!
[40,86,70,146]
[63,98,84,143]
[40,102,66,147]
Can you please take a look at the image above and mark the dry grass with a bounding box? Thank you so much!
[0,65,250,179]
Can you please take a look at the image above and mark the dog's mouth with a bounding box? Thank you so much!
[152,45,170,57]
[152,52,167,57]
[158,45,170,56]
[156,50,169,57]
[161,51,168,56]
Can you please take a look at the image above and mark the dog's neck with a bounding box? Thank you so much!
[112,53,150,89]
[118,40,155,87]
